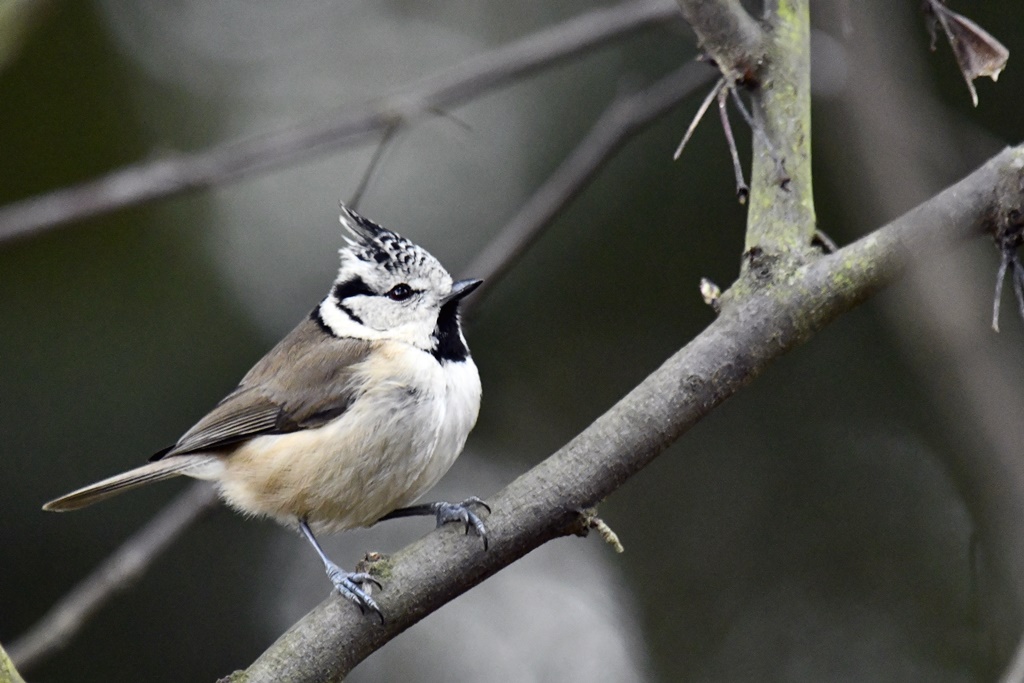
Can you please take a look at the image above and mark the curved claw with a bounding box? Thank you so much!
[459,496,492,514]
[431,499,490,550]
[325,562,384,623]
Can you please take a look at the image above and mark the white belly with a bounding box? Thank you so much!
[214,347,481,533]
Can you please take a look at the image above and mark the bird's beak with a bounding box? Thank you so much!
[442,278,483,305]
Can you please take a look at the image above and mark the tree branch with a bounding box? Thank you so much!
[675,0,766,82]
[0,0,683,246]
[0,643,25,683]
[224,145,1024,682]
[744,0,816,255]
[674,1,814,257]
[8,483,218,670]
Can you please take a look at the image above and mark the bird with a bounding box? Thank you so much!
[43,206,486,619]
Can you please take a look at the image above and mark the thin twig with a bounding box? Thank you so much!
[728,86,756,131]
[728,85,775,157]
[1013,257,1024,324]
[0,0,682,245]
[465,62,715,310]
[673,76,724,160]
[717,86,748,203]
[347,125,398,210]
[992,251,1009,332]
[812,229,839,254]
[8,483,218,671]
[990,214,1024,332]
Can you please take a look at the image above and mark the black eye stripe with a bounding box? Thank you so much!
[332,276,374,301]
[334,276,419,305]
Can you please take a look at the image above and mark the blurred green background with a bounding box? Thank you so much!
[3,1,1024,681]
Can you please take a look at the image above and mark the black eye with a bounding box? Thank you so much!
[385,283,414,301]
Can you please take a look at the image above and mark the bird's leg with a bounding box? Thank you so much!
[379,497,490,550]
[298,518,383,622]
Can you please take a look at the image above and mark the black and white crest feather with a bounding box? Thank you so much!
[339,205,431,276]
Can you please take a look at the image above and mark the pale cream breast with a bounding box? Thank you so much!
[213,341,480,533]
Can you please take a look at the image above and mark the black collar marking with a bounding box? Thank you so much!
[431,299,469,363]
[310,306,335,337]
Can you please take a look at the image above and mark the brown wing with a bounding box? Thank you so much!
[155,317,374,459]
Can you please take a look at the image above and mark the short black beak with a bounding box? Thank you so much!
[442,278,483,305]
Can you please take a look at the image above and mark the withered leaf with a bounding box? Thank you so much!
[925,0,1009,106]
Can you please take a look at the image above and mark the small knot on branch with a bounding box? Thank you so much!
[700,277,722,312]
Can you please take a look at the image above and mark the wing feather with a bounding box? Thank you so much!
[154,317,373,459]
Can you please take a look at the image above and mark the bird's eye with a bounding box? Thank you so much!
[385,283,414,301]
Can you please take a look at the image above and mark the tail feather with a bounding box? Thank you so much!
[43,455,220,512]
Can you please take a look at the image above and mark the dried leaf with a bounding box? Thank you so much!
[926,0,1009,106]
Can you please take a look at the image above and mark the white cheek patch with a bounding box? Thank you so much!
[319,299,387,341]
[318,298,436,350]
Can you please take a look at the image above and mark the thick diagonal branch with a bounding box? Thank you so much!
[227,146,1024,683]
[0,642,26,683]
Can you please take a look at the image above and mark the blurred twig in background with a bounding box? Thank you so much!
[464,61,716,308]
[7,483,218,670]
[818,3,1024,678]
[0,0,682,246]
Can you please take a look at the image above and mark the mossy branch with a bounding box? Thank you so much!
[745,0,816,257]
[675,1,815,264]
[0,643,26,683]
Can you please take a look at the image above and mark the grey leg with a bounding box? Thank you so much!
[299,519,383,622]
[379,497,490,550]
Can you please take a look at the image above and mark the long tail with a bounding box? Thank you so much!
[42,455,220,512]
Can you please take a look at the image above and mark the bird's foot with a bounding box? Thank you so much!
[324,561,383,623]
[430,497,490,550]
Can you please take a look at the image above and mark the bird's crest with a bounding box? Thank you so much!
[338,205,427,274]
